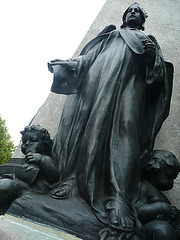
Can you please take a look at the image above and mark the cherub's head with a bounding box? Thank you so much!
[143,150,180,191]
[20,125,52,156]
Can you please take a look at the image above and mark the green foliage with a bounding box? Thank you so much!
[0,115,16,165]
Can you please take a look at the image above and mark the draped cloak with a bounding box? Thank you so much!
[50,26,173,220]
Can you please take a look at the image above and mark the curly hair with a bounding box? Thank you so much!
[143,150,180,177]
[20,125,52,156]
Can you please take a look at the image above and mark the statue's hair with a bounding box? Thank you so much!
[121,2,148,31]
[143,150,180,173]
[21,125,52,155]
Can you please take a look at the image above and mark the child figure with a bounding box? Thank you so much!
[136,150,180,240]
[0,125,59,213]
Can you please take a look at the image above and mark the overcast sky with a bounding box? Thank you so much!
[0,0,106,145]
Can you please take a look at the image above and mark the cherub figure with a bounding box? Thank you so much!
[0,125,59,213]
[135,150,180,240]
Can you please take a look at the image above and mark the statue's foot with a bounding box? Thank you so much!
[105,197,135,231]
[49,183,72,199]
[98,228,140,240]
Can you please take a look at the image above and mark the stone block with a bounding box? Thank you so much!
[0,214,81,240]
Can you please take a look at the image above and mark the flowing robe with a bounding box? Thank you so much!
[50,27,173,217]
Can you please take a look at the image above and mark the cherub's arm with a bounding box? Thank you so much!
[136,202,179,224]
[136,181,179,224]
[25,153,59,184]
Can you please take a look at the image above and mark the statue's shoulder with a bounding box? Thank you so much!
[97,24,116,36]
[80,24,117,55]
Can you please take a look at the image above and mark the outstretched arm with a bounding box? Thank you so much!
[48,33,107,95]
[48,58,79,95]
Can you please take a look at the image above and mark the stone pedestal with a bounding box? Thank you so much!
[0,214,81,240]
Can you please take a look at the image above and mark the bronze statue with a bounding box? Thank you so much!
[0,125,59,214]
[48,2,173,238]
[136,150,180,240]
[0,3,178,240]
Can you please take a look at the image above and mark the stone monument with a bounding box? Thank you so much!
[5,0,180,239]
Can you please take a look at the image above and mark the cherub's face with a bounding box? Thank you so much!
[152,167,178,191]
[21,131,41,155]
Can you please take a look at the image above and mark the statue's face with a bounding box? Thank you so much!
[125,4,142,29]
[152,167,178,191]
[21,131,41,155]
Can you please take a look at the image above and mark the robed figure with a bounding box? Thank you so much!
[48,3,173,236]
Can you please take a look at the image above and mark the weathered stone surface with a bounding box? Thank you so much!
[0,214,81,240]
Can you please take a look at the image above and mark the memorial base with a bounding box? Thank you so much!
[0,214,81,240]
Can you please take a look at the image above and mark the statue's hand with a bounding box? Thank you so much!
[143,39,157,63]
[162,202,179,219]
[98,228,139,240]
[25,152,42,165]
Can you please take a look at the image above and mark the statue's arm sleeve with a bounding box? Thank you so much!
[50,38,105,95]
[145,35,165,84]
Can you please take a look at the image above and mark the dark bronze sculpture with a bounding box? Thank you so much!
[0,125,59,214]
[0,3,179,240]
[47,2,174,239]
[136,150,180,239]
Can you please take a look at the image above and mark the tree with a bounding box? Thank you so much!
[0,115,16,165]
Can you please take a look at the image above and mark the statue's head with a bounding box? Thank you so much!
[20,125,52,156]
[143,150,180,191]
[121,2,148,31]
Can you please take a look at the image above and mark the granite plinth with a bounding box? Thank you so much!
[0,214,81,240]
